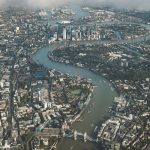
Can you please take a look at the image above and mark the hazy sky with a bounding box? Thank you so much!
[0,0,150,10]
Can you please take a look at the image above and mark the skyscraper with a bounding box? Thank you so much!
[63,27,67,40]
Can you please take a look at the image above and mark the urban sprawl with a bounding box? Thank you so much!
[0,4,150,150]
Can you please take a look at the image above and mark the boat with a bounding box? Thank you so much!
[77,119,83,122]
[111,87,114,91]
[92,102,96,106]
[88,110,92,113]
[94,126,98,133]
[91,123,94,127]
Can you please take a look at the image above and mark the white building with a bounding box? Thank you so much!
[63,28,67,40]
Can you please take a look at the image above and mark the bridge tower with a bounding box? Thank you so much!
[74,130,77,140]
[84,132,87,142]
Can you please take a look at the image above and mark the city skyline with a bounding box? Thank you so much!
[0,0,150,10]
[0,1,150,150]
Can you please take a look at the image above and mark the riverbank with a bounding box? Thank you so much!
[48,50,120,95]
[32,45,118,149]
[32,19,150,149]
[46,38,150,149]
[70,87,94,124]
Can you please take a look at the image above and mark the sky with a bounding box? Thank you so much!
[0,0,150,10]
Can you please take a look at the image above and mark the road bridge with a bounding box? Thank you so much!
[64,130,98,143]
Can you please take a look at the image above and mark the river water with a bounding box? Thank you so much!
[32,45,118,150]
[32,4,150,150]
[48,3,89,25]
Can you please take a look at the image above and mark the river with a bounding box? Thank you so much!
[32,4,150,150]
[32,45,118,150]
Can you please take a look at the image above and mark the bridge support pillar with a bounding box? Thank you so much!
[84,132,87,142]
[74,130,77,140]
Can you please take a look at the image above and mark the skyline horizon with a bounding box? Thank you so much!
[0,0,150,10]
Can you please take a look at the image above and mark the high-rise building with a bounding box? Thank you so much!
[63,27,67,40]
[75,30,79,39]
[70,26,73,41]
[57,24,63,40]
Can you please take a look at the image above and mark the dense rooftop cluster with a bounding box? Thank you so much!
[50,43,150,149]
[0,4,150,150]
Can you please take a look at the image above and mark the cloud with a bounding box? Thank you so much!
[79,0,150,10]
[0,0,150,10]
[0,0,67,8]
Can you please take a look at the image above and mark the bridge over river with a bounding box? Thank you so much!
[64,130,97,143]
[32,9,150,148]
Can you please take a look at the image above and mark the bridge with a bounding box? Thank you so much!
[64,130,97,143]
[36,120,50,132]
[50,141,58,150]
